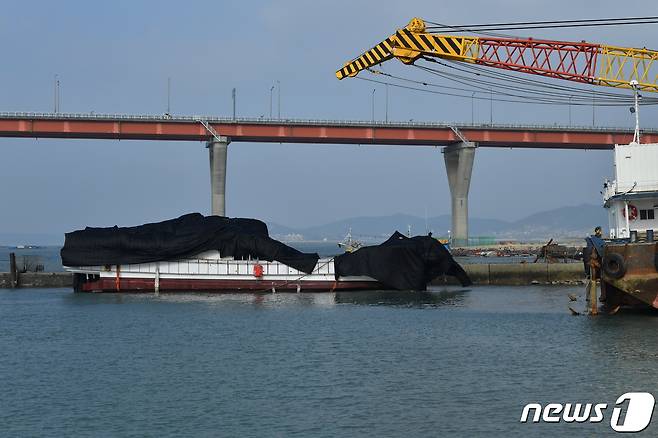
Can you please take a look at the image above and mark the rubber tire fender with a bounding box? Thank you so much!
[602,253,626,279]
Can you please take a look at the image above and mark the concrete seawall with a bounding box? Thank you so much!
[0,272,73,289]
[431,263,585,286]
[1,263,585,289]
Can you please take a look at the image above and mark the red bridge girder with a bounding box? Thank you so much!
[0,114,653,149]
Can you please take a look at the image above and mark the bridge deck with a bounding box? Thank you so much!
[0,112,654,149]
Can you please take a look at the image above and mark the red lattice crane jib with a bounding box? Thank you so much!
[476,38,600,85]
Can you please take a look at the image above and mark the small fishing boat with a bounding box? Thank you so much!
[337,228,363,253]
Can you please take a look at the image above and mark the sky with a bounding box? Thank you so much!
[1,0,658,238]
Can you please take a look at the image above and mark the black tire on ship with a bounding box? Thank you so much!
[602,253,626,279]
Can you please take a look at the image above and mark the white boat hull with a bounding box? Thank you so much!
[65,251,382,293]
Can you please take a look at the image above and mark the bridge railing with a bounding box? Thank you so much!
[0,111,652,133]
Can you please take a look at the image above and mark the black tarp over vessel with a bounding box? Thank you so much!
[334,231,471,290]
[61,214,471,291]
[61,213,320,274]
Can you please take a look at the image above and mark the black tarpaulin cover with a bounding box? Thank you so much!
[334,231,472,290]
[60,213,320,274]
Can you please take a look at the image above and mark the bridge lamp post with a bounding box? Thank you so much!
[277,80,281,119]
[54,74,60,113]
[385,83,389,122]
[371,88,376,122]
[167,77,171,115]
[232,88,236,120]
[269,85,274,118]
[568,95,572,126]
[592,89,596,126]
[489,89,493,125]
[471,92,475,124]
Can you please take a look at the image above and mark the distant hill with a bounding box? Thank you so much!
[269,204,608,242]
[503,203,607,239]
[0,204,608,245]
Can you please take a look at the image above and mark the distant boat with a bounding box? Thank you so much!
[337,228,363,253]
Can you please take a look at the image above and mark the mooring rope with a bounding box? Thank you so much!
[254,256,336,293]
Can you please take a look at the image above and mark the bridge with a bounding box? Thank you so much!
[1,112,652,245]
[0,112,652,147]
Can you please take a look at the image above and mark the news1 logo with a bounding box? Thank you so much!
[520,392,655,433]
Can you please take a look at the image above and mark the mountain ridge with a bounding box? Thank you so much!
[0,204,607,245]
[268,203,607,241]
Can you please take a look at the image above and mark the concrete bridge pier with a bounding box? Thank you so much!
[208,136,230,216]
[443,141,477,246]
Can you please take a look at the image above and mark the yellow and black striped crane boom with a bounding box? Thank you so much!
[336,18,658,92]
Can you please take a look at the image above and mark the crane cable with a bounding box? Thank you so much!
[362,65,658,107]
[415,61,658,105]
[423,58,648,100]
[354,75,623,106]
[374,67,587,104]
[416,65,631,103]
[424,16,658,34]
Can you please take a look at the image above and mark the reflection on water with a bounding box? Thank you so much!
[64,288,471,309]
[335,288,469,307]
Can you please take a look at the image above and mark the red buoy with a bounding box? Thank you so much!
[253,263,264,278]
[622,204,639,221]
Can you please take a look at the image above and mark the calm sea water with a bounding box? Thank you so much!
[1,286,657,437]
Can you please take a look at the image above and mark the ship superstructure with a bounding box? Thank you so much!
[603,142,658,240]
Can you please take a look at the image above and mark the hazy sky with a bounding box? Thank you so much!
[1,0,658,236]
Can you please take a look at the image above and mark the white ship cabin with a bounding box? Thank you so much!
[603,142,658,240]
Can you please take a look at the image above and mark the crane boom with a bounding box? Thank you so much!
[336,18,658,92]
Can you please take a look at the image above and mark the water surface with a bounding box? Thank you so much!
[1,286,657,437]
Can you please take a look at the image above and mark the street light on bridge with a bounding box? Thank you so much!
[371,88,376,122]
[277,80,281,119]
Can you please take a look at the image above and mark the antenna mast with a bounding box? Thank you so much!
[630,79,641,144]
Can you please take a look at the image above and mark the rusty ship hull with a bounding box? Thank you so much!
[601,242,658,310]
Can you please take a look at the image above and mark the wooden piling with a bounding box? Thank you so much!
[9,252,18,288]
[589,267,599,315]
[588,251,600,316]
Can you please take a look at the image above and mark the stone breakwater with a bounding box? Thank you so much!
[0,272,73,288]
[432,263,585,286]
